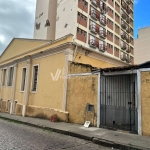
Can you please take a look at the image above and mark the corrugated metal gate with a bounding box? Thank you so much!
[100,74,138,132]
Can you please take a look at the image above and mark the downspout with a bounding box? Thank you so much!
[137,70,142,135]
[22,58,31,117]
[97,71,101,128]
[10,63,18,114]
[73,45,78,61]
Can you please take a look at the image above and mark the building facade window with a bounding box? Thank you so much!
[31,65,39,92]
[2,69,7,86]
[21,67,27,92]
[7,67,14,86]
[76,28,87,43]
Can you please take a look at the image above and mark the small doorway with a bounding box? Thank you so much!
[100,74,138,133]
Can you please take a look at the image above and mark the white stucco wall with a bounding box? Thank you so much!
[55,0,78,40]
[134,27,150,64]
[34,0,57,40]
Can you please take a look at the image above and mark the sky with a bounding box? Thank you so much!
[0,0,36,54]
[134,0,150,39]
[0,0,150,54]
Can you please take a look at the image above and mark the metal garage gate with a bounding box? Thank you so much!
[100,74,138,133]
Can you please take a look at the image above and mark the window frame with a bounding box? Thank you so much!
[2,68,7,87]
[20,66,27,92]
[30,64,39,93]
[7,66,14,87]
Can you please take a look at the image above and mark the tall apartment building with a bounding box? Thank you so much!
[34,0,134,64]
[135,27,150,64]
[34,0,57,40]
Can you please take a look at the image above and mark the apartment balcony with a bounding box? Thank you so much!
[126,55,131,63]
[100,17,106,26]
[89,39,97,48]
[126,0,131,5]
[99,30,106,39]
[91,0,99,7]
[126,46,131,53]
[90,25,98,34]
[100,4,107,14]
[126,8,131,14]
[126,37,131,43]
[121,33,126,39]
[121,1,126,10]
[121,43,126,50]
[126,26,131,33]
[90,10,98,20]
[121,12,126,19]
[99,44,107,52]
[121,21,126,29]
[120,53,126,61]
[126,17,130,23]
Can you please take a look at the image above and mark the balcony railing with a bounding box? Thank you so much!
[99,44,107,52]
[91,0,99,7]
[89,39,98,48]
[121,33,126,39]
[126,56,131,63]
[126,17,130,23]
[121,43,126,50]
[90,24,98,34]
[90,10,99,20]
[126,26,131,33]
[121,1,126,10]
[126,0,131,5]
[121,12,126,19]
[126,7,131,14]
[121,21,126,29]
[99,30,106,39]
[126,37,131,43]
[120,53,126,61]
[126,47,131,53]
[100,3,107,14]
[100,17,106,26]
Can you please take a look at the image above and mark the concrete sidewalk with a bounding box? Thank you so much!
[0,113,149,150]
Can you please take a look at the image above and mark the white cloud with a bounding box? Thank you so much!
[0,35,5,43]
[0,0,36,54]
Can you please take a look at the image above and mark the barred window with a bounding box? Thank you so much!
[31,65,39,92]
[21,68,27,92]
[8,67,14,86]
[2,69,7,86]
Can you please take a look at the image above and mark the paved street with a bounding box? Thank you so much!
[0,119,116,150]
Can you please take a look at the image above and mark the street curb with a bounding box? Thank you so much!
[93,138,145,150]
[0,116,146,150]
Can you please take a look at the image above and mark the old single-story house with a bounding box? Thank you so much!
[1,34,150,136]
